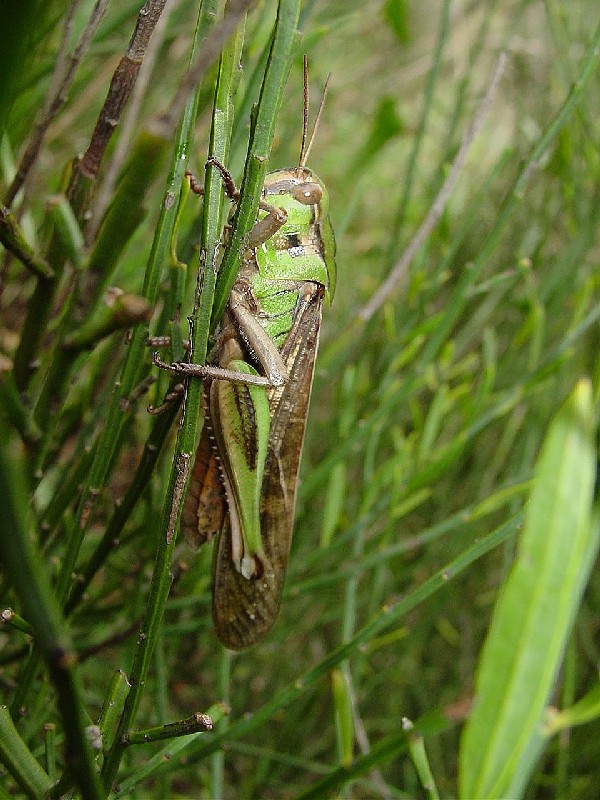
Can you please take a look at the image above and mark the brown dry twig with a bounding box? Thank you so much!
[3,0,109,208]
[78,0,169,182]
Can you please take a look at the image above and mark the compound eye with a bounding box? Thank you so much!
[292,182,322,205]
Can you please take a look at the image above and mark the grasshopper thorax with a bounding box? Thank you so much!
[256,167,336,301]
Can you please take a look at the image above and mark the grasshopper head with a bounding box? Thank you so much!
[263,167,329,219]
[261,168,336,301]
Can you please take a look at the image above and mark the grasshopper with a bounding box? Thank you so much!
[156,63,335,649]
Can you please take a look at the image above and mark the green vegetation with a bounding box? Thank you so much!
[1,1,599,797]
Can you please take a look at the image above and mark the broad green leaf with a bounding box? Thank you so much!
[459,379,598,799]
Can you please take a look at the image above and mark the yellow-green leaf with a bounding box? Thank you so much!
[459,379,598,799]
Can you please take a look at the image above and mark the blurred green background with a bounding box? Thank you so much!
[1,1,600,797]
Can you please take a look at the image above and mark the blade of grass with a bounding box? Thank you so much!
[210,0,301,325]
[385,0,451,265]
[459,380,598,799]
[0,423,103,799]
[99,1,245,786]
[0,706,52,799]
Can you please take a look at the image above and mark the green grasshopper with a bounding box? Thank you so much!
[156,66,336,649]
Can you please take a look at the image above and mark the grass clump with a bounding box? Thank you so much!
[1,1,599,797]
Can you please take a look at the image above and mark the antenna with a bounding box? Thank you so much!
[298,56,331,168]
[298,55,310,168]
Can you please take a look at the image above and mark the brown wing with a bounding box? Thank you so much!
[212,282,325,649]
[182,391,226,549]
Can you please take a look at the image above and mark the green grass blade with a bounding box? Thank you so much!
[544,666,600,734]
[0,706,52,799]
[0,423,103,799]
[210,0,302,326]
[459,379,598,799]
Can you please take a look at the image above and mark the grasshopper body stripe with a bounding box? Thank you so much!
[210,357,270,580]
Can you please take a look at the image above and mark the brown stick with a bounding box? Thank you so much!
[78,0,168,181]
[3,0,109,207]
